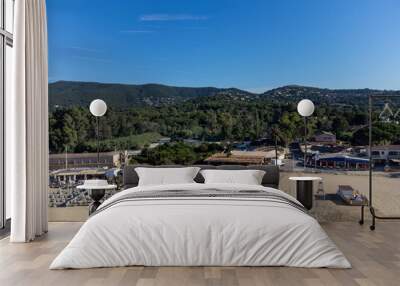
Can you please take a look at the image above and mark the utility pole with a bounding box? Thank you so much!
[65,145,68,170]
[304,116,307,171]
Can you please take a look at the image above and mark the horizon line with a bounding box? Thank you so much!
[47,79,400,94]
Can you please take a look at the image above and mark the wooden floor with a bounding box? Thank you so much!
[0,222,399,286]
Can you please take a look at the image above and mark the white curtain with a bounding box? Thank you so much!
[7,0,48,242]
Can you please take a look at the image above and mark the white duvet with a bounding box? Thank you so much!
[50,183,351,269]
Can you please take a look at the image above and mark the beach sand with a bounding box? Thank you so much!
[48,171,400,223]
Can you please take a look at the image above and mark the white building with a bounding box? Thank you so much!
[369,145,400,163]
[49,151,126,170]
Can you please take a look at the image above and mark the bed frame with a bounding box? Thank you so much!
[123,165,280,190]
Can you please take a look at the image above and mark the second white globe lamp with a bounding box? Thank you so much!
[297,99,315,117]
[90,99,107,117]
[89,99,108,168]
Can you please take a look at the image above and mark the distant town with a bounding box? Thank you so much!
[48,131,400,208]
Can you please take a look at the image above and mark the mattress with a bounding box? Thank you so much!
[50,183,351,269]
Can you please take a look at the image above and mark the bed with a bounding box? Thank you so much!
[50,165,351,269]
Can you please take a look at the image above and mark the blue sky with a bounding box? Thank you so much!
[47,0,400,92]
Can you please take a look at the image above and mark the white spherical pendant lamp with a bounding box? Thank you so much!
[90,99,107,117]
[297,99,315,117]
[297,99,315,170]
[89,99,107,168]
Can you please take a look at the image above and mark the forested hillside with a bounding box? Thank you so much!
[49,81,400,110]
[49,86,400,154]
[49,81,252,110]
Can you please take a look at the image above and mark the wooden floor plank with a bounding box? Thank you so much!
[0,222,399,286]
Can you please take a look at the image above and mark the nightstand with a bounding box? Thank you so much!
[289,177,322,210]
[77,180,117,215]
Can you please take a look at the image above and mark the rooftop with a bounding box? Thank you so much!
[49,151,120,159]
[317,153,369,163]
[50,168,107,176]
[315,131,335,136]
[205,150,275,165]
[371,145,400,151]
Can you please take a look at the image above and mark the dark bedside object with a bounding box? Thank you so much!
[88,189,105,215]
[289,177,322,210]
[77,180,117,215]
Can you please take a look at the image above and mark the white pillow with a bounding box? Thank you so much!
[135,167,201,186]
[200,169,265,185]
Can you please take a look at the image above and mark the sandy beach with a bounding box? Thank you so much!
[48,171,400,222]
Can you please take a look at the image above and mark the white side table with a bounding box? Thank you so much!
[289,177,322,210]
[77,180,117,214]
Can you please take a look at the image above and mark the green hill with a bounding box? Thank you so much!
[49,81,253,110]
[49,81,400,110]
[261,85,400,105]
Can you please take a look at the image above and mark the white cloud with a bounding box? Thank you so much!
[139,14,208,21]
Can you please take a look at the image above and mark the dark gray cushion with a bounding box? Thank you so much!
[123,164,279,189]
[192,165,216,183]
[246,165,280,188]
